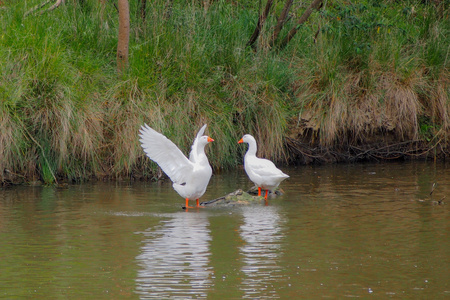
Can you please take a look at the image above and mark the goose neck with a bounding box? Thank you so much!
[246,140,257,156]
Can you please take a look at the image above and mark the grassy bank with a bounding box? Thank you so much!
[0,0,448,184]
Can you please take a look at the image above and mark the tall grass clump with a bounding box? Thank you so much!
[123,0,290,168]
[289,0,449,149]
[1,1,109,183]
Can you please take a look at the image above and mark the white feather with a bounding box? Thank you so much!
[139,124,213,200]
[239,134,289,191]
[189,124,207,163]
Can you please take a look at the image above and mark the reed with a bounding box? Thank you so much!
[0,0,448,183]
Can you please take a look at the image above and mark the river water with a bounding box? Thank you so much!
[0,162,449,299]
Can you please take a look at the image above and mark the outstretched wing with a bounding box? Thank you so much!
[188,124,207,163]
[139,124,193,184]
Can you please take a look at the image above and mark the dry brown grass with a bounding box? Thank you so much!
[104,79,218,178]
[0,110,29,179]
[428,74,450,138]
[227,75,288,162]
[10,77,106,181]
[293,66,449,151]
[380,72,423,140]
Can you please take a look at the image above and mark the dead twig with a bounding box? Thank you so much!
[24,0,52,16]
[45,0,64,13]
[24,0,65,17]
[430,182,437,195]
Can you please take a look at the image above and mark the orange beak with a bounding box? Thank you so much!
[238,138,243,144]
[207,136,214,143]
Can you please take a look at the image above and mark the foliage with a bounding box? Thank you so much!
[0,0,448,183]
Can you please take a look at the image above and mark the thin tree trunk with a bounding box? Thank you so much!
[117,0,130,74]
[246,0,274,49]
[269,0,293,48]
[278,0,323,49]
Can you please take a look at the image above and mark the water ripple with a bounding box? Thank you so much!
[135,212,212,299]
[239,206,285,299]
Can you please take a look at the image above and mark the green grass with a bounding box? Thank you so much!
[0,0,448,183]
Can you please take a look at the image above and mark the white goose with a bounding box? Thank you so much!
[139,124,214,208]
[238,134,289,202]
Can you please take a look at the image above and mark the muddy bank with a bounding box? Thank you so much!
[285,137,449,164]
[2,133,449,187]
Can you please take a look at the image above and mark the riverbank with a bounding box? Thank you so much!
[0,0,448,184]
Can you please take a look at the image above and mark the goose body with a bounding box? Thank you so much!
[139,124,214,208]
[238,134,289,201]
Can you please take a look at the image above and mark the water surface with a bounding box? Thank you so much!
[0,162,449,299]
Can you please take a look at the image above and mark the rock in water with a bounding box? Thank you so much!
[199,187,284,207]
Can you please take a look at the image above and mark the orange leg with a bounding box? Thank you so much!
[185,198,193,209]
[264,190,269,206]
[258,187,261,196]
[196,199,203,208]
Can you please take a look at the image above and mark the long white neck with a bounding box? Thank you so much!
[197,142,208,159]
[245,137,257,157]
[193,140,212,165]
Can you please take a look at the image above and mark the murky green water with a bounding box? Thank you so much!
[1,162,449,299]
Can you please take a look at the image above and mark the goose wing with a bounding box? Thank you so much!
[188,124,207,163]
[247,156,288,178]
[139,124,193,184]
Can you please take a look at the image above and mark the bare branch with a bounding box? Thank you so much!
[269,0,294,48]
[24,0,52,17]
[44,0,64,13]
[247,0,274,49]
[278,0,323,49]
[24,0,65,17]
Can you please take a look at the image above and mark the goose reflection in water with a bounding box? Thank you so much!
[135,212,212,299]
[239,205,285,299]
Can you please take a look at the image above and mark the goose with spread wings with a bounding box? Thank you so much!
[139,124,214,208]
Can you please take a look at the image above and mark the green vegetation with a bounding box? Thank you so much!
[0,0,448,184]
